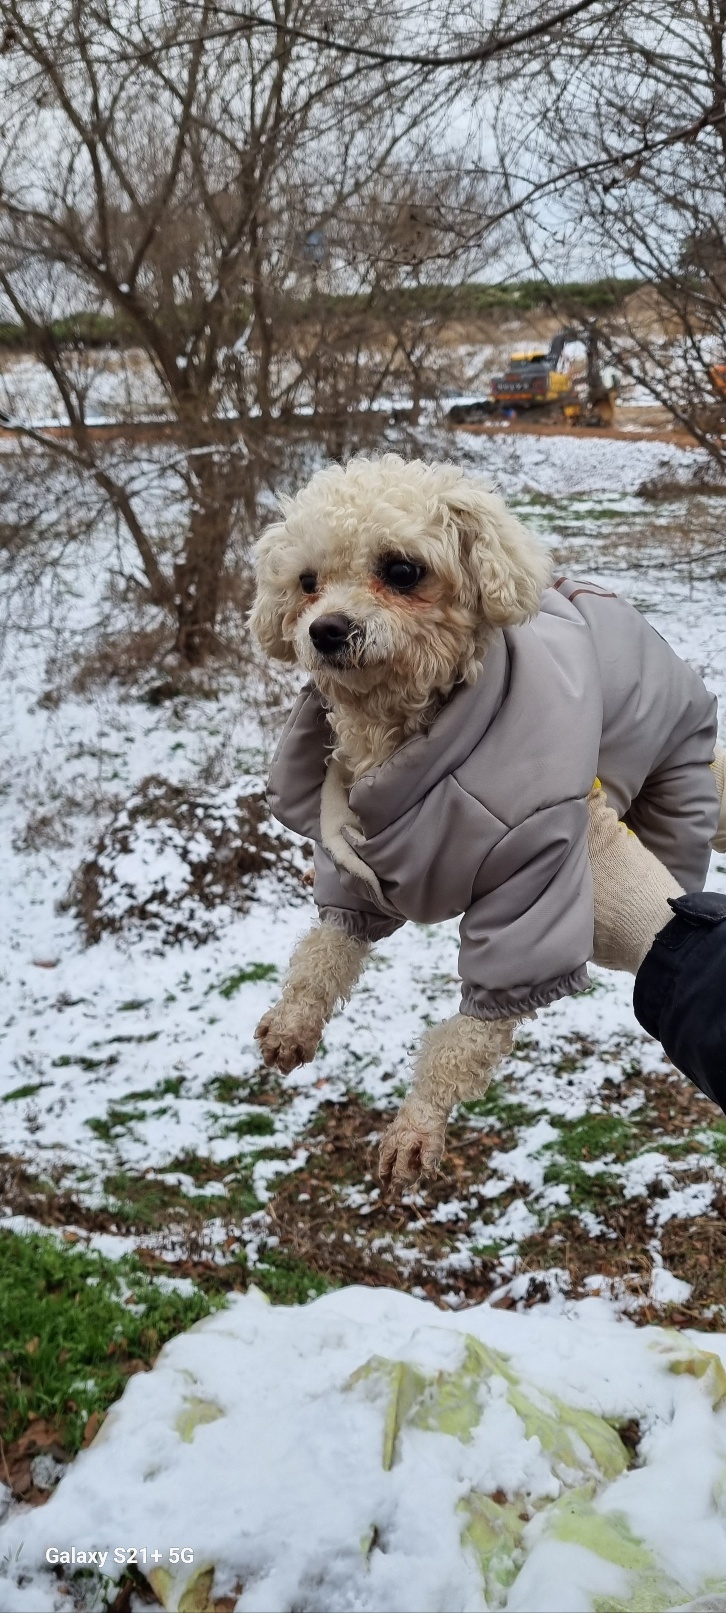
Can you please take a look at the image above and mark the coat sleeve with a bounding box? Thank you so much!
[313,844,405,942]
[625,744,719,893]
[458,799,593,1020]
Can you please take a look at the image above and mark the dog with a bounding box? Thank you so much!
[249,454,725,1186]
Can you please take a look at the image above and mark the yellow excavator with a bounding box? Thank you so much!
[489,336,573,411]
[448,326,618,427]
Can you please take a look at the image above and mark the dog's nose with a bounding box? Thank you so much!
[309,613,354,656]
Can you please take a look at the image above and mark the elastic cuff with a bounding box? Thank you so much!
[318,906,404,943]
[460,965,591,1021]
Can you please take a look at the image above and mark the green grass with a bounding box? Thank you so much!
[0,1223,336,1455]
[0,1229,221,1453]
[696,1120,726,1161]
[102,1171,218,1229]
[86,1105,147,1141]
[2,1082,48,1102]
[124,1075,186,1101]
[142,1153,263,1219]
[528,1115,637,1216]
[541,1159,618,1215]
[205,1074,250,1104]
[221,1113,276,1138]
[102,1155,267,1228]
[53,1054,119,1071]
[548,1113,635,1165]
[252,1250,336,1305]
[216,963,278,998]
[105,1032,160,1045]
[463,1085,543,1131]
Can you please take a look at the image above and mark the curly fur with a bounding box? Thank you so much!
[255,922,370,1074]
[319,757,386,904]
[713,743,726,852]
[588,783,683,972]
[379,1015,519,1186]
[250,453,552,779]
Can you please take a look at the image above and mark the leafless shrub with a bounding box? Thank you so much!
[637,471,726,502]
[12,809,74,854]
[64,774,312,946]
[0,1,509,666]
[494,1,726,468]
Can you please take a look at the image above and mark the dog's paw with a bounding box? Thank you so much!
[379,1102,446,1190]
[254,1002,323,1074]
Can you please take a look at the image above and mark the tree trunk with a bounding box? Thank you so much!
[172,456,239,665]
[173,555,225,664]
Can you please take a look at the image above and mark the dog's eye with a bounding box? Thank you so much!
[299,572,318,595]
[379,557,426,592]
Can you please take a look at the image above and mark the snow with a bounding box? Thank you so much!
[2,425,726,1608]
[452,424,707,496]
[4,1286,726,1611]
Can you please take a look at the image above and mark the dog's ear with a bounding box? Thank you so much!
[248,522,299,663]
[443,480,552,625]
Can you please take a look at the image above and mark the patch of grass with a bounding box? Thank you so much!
[105,1032,160,1045]
[118,999,152,1012]
[463,1085,543,1131]
[0,1228,221,1453]
[535,1116,638,1216]
[541,1158,618,1215]
[252,1249,337,1305]
[124,1075,185,1102]
[165,1151,227,1184]
[548,1113,635,1164]
[217,963,278,998]
[2,1082,48,1103]
[205,1074,249,1105]
[698,1120,726,1161]
[52,1054,119,1072]
[99,1155,263,1229]
[86,1105,147,1141]
[164,1153,262,1219]
[102,1171,216,1229]
[221,1113,276,1138]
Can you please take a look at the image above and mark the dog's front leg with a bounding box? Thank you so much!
[588,782,683,970]
[255,922,371,1074]
[379,1015,519,1189]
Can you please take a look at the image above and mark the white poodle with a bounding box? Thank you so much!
[249,455,725,1187]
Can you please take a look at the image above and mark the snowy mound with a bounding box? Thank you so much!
[3,1287,726,1612]
[65,776,312,946]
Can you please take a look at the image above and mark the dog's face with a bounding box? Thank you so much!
[250,455,551,696]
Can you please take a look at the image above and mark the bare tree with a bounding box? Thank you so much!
[492,1,726,463]
[0,0,491,664]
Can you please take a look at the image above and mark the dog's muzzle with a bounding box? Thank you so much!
[308,613,363,662]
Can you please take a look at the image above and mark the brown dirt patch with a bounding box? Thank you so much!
[269,1097,513,1304]
[267,1083,726,1324]
[661,1206,726,1319]
[0,1420,70,1508]
[0,1154,126,1235]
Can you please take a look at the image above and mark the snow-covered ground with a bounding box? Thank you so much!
[1,428,726,1610]
[0,342,676,432]
[5,1286,726,1613]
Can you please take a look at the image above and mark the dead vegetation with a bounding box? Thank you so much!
[63,775,312,945]
[264,1066,726,1327]
[3,1056,726,1328]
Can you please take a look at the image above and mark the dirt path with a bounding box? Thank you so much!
[449,416,701,449]
[0,408,703,451]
